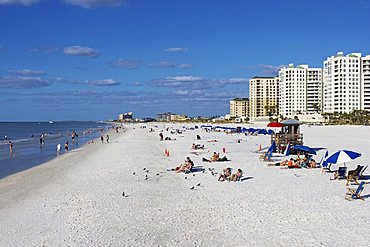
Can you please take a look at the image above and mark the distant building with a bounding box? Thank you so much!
[157,112,187,121]
[230,98,249,118]
[323,52,362,114]
[118,112,133,121]
[279,64,322,117]
[170,114,187,121]
[249,77,279,121]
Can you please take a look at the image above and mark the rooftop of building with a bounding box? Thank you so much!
[251,76,278,79]
[231,97,249,101]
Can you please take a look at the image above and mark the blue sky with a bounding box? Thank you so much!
[1,0,370,121]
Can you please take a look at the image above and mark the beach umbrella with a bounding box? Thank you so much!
[325,150,361,165]
[292,145,317,155]
[284,143,291,156]
[267,122,283,128]
[319,150,329,167]
[267,129,274,135]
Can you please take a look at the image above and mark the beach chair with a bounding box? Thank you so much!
[345,182,366,201]
[346,165,364,186]
[337,167,347,180]
[260,150,272,162]
[360,165,368,179]
[259,152,267,161]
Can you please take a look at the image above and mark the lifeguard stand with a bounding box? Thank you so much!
[271,119,303,153]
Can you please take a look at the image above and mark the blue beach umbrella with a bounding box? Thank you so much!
[319,150,329,167]
[284,143,291,156]
[325,150,361,165]
[292,145,317,155]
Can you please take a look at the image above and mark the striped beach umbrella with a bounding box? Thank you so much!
[325,150,361,165]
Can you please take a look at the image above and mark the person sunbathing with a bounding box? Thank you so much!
[192,143,205,150]
[218,167,232,181]
[268,160,289,166]
[210,152,219,162]
[308,159,317,168]
[287,158,301,169]
[231,169,243,182]
[175,157,193,173]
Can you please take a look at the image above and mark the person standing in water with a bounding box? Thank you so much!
[9,141,13,155]
[64,141,69,152]
[56,143,61,154]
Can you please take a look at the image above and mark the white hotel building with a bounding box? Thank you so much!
[362,55,370,111]
[279,64,322,117]
[323,52,362,114]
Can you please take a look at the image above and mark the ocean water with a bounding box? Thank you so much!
[0,121,112,179]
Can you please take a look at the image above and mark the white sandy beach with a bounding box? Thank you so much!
[0,124,369,246]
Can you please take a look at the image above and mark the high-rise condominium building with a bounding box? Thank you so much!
[279,64,322,117]
[249,76,279,121]
[362,55,370,111]
[230,98,249,117]
[307,68,323,113]
[323,52,362,114]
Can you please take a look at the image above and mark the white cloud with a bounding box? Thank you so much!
[178,64,193,69]
[28,47,59,54]
[0,76,119,89]
[0,76,51,88]
[131,81,142,86]
[150,61,177,68]
[87,79,119,86]
[0,0,40,6]
[245,64,285,75]
[52,77,119,86]
[220,78,249,84]
[164,47,188,52]
[110,59,140,69]
[8,69,46,76]
[63,0,127,8]
[64,45,100,58]
[151,76,248,90]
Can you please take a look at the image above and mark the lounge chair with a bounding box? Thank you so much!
[345,181,366,201]
[360,165,368,180]
[259,151,272,162]
[259,152,267,161]
[346,165,364,186]
[330,167,347,180]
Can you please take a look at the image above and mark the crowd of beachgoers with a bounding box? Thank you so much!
[147,123,368,201]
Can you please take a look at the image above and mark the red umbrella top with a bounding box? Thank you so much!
[267,122,283,128]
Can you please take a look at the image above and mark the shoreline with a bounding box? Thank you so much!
[0,127,119,208]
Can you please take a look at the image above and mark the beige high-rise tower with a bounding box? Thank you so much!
[249,76,279,121]
[230,98,249,118]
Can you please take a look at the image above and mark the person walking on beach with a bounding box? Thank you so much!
[106,135,109,143]
[159,132,164,141]
[56,143,61,154]
[64,141,69,152]
[100,135,104,143]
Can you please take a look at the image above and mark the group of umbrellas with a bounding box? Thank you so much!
[268,121,362,167]
[284,142,361,168]
[200,125,274,135]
